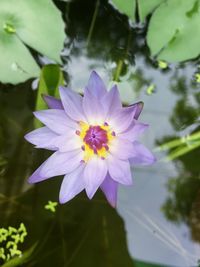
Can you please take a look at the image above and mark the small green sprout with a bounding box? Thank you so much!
[146,84,156,95]
[158,60,168,69]
[6,241,15,249]
[0,247,6,261]
[195,73,200,83]
[3,22,16,34]
[45,200,58,213]
[9,247,22,257]
[0,229,8,242]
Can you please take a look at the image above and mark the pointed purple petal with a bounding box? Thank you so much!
[59,86,86,122]
[33,109,77,134]
[83,87,106,124]
[53,132,82,152]
[102,85,122,120]
[108,105,136,133]
[86,71,107,98]
[24,127,58,150]
[40,150,83,178]
[42,95,63,110]
[130,101,144,119]
[119,120,149,142]
[59,164,85,204]
[28,161,48,184]
[100,174,118,208]
[109,138,135,160]
[129,141,156,166]
[108,155,132,185]
[84,157,107,199]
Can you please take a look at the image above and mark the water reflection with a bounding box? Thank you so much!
[158,71,200,244]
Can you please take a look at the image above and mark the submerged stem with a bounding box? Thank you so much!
[86,0,100,46]
[113,28,132,82]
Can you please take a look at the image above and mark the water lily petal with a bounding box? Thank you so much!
[108,105,136,133]
[53,131,82,152]
[28,161,48,184]
[119,120,149,142]
[108,155,132,185]
[59,164,85,204]
[87,71,107,98]
[83,87,106,124]
[34,109,77,134]
[59,86,86,121]
[129,141,156,165]
[40,149,83,178]
[100,174,118,208]
[84,157,107,199]
[24,126,58,150]
[109,138,135,160]
[102,85,122,120]
[131,101,144,119]
[42,94,63,109]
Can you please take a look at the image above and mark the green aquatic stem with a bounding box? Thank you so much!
[165,141,200,161]
[156,131,200,151]
[113,29,132,81]
[86,0,100,46]
[114,59,124,82]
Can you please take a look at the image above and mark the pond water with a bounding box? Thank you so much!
[0,0,200,266]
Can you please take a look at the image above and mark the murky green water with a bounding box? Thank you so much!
[0,0,200,266]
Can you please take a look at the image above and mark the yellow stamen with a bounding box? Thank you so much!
[78,121,115,162]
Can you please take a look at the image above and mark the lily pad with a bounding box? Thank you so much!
[110,0,136,22]
[0,0,65,84]
[137,0,164,22]
[147,0,200,62]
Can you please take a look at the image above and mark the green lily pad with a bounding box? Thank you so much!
[147,0,200,62]
[138,0,164,22]
[0,0,65,84]
[110,0,136,22]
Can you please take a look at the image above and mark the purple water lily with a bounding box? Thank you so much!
[25,71,155,207]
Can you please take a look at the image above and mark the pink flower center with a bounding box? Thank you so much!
[83,126,108,154]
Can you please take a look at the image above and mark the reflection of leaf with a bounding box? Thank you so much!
[147,0,200,62]
[0,0,65,84]
[1,243,37,267]
[138,0,164,22]
[110,0,136,22]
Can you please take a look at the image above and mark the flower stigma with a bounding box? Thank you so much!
[76,121,115,162]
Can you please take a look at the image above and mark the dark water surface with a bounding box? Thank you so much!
[0,0,200,266]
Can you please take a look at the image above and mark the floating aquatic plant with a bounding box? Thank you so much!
[45,201,58,213]
[25,71,155,207]
[0,223,27,263]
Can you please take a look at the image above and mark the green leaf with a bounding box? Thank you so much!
[110,0,136,22]
[35,64,64,127]
[147,0,200,62]
[138,0,164,22]
[0,0,65,84]
[36,64,64,110]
